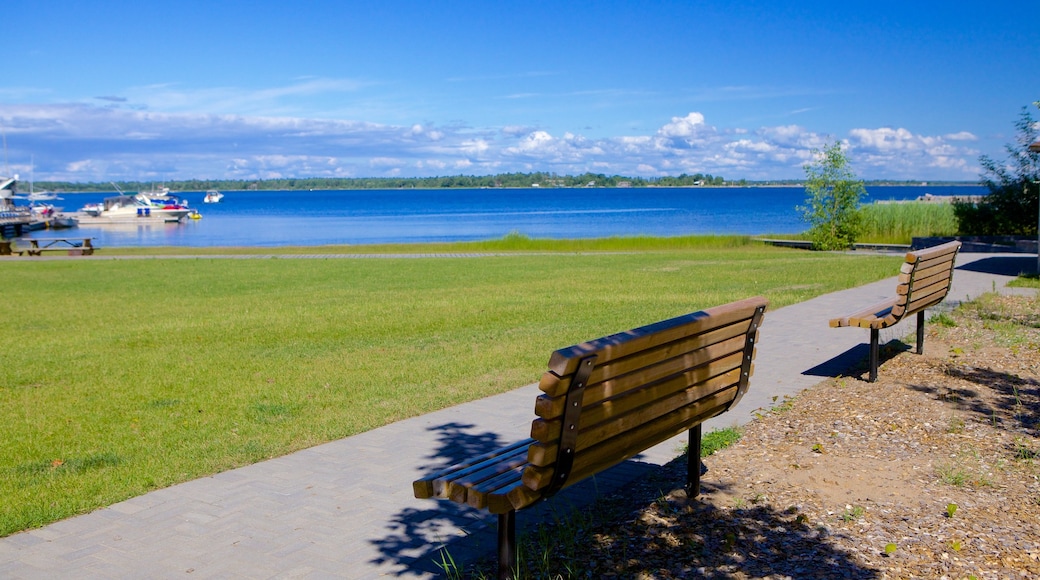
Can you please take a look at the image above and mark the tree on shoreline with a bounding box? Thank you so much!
[798,142,866,250]
[954,103,1040,235]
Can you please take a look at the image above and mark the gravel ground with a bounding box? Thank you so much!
[492,292,1040,579]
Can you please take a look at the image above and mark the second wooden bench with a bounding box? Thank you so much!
[413,296,767,578]
[830,240,961,381]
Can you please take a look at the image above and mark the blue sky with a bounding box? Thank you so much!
[2,1,1038,183]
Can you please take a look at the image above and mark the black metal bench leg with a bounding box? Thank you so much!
[498,510,516,580]
[869,328,879,382]
[916,310,926,355]
[686,424,702,497]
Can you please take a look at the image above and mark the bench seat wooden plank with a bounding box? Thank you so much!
[444,445,531,504]
[829,298,897,328]
[466,465,528,509]
[412,438,531,499]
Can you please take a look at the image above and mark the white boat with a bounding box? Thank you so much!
[79,194,191,223]
[140,184,172,200]
[203,189,224,203]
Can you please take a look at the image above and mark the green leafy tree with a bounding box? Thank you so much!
[799,142,866,250]
[954,103,1040,235]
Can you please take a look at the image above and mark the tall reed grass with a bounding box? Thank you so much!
[858,201,958,244]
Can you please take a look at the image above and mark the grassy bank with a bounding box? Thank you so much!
[85,232,757,255]
[0,240,902,536]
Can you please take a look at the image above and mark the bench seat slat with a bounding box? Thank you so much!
[466,464,528,509]
[829,298,897,328]
[444,445,531,504]
[412,439,532,499]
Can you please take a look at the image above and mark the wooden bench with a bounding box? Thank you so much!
[829,240,961,382]
[413,296,767,578]
[17,237,97,256]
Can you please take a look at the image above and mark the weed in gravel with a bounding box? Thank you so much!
[937,462,970,486]
[931,311,958,327]
[1013,438,1039,461]
[839,505,865,522]
[754,395,795,418]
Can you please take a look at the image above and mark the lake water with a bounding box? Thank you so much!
[35,185,986,248]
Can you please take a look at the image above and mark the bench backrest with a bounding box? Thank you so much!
[520,296,767,496]
[886,240,961,326]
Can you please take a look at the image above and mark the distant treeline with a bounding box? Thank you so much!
[33,172,726,192]
[31,173,976,193]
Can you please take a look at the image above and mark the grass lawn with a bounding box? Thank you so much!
[0,240,902,536]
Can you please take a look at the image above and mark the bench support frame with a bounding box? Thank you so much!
[686,424,703,497]
[495,422,708,580]
[868,310,928,383]
[497,512,516,580]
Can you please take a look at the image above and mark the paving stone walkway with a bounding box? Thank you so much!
[0,253,1035,579]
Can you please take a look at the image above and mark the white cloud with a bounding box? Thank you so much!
[944,131,977,141]
[0,103,985,182]
[657,112,706,138]
[508,131,555,154]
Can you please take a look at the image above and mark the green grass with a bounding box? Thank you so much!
[701,427,743,457]
[1009,274,1040,288]
[84,232,759,255]
[0,240,902,536]
[858,202,959,245]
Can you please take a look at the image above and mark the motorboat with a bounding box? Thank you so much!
[0,175,17,209]
[29,202,79,230]
[203,189,224,203]
[79,194,191,223]
[140,184,172,200]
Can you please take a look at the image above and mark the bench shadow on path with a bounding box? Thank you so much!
[956,255,1037,276]
[369,422,879,578]
[803,342,912,380]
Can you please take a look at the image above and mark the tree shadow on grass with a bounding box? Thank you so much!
[370,422,879,578]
